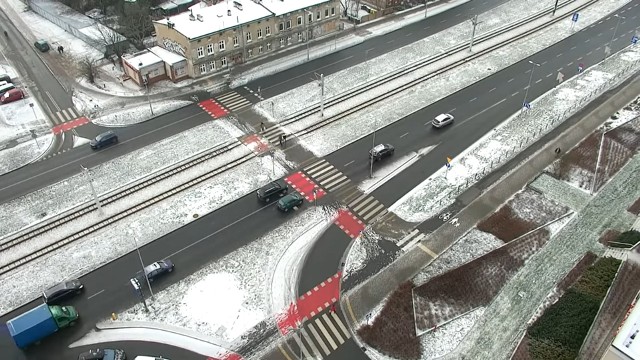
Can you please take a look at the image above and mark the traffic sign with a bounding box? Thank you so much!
[572,12,579,22]
[577,63,584,73]
[632,35,638,45]
[523,101,531,110]
[29,129,36,138]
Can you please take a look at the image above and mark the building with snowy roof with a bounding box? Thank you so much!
[153,0,342,78]
[603,299,640,360]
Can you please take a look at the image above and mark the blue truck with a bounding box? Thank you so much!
[6,303,79,349]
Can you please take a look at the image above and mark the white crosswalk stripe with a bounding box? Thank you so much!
[397,229,429,252]
[214,91,252,112]
[295,312,351,358]
[303,159,350,192]
[54,107,79,124]
[346,192,388,224]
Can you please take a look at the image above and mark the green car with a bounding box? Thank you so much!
[277,193,304,212]
[34,40,50,52]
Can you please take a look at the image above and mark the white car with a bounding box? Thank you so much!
[432,113,454,128]
[134,357,170,360]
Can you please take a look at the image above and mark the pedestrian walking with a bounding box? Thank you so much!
[279,134,283,147]
[260,121,266,131]
[282,134,287,147]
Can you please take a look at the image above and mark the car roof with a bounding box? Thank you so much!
[372,144,386,152]
[44,280,75,295]
[435,113,452,120]
[96,131,115,140]
[144,262,161,272]
[79,349,104,360]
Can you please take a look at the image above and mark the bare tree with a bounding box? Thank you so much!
[117,0,153,50]
[90,21,128,59]
[78,56,99,84]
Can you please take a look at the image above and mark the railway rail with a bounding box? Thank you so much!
[0,0,598,275]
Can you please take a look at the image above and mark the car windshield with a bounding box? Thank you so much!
[102,349,116,360]
[60,306,71,315]
[372,144,385,152]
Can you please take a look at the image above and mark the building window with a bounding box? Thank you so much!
[297,16,302,25]
[316,11,320,20]
[287,36,292,45]
[257,28,262,38]
[266,42,271,50]
[207,43,214,55]
[298,32,303,42]
[221,56,227,67]
[266,26,271,36]
[209,61,215,71]
[246,31,252,42]
[233,36,239,47]
[259,45,263,53]
[248,49,253,58]
[279,22,284,32]
[279,38,285,47]
[286,20,291,29]
[331,7,335,16]
[199,63,206,74]
[197,46,204,58]
[325,9,329,17]
[308,13,312,22]
[218,40,225,51]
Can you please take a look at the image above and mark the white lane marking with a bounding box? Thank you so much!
[405,33,413,37]
[386,39,394,44]
[469,97,477,102]
[508,78,514,83]
[489,87,496,92]
[546,73,552,77]
[400,132,409,138]
[344,160,355,167]
[570,46,577,50]
[88,289,105,300]
[535,79,542,84]
[511,91,519,97]
[458,98,507,126]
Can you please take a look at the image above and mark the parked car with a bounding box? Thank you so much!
[7,304,79,349]
[1,88,24,104]
[432,113,454,128]
[257,179,288,202]
[135,356,170,360]
[34,39,50,52]
[140,259,174,282]
[77,348,126,360]
[42,279,84,304]
[277,193,304,212]
[369,144,395,161]
[0,73,11,83]
[90,131,118,149]
[0,82,15,97]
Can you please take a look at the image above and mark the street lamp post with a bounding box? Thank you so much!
[521,60,540,114]
[369,120,376,179]
[305,10,313,61]
[424,0,428,19]
[139,63,154,116]
[606,14,625,59]
[133,237,154,298]
[81,165,102,214]
[592,124,612,194]
[551,0,559,16]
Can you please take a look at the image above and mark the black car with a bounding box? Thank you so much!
[140,259,174,282]
[277,193,304,212]
[78,348,126,360]
[34,39,50,52]
[43,279,84,304]
[257,179,289,202]
[90,131,118,149]
[369,144,395,161]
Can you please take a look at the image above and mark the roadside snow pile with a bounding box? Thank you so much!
[0,119,239,238]
[90,100,193,127]
[116,209,329,343]
[0,134,54,174]
[390,44,640,223]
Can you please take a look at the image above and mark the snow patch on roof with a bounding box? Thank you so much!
[149,46,185,65]
[260,0,331,17]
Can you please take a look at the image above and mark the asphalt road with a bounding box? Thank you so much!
[291,3,640,360]
[0,0,504,204]
[4,0,624,359]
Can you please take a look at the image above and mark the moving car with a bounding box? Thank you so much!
[369,144,395,161]
[77,348,126,360]
[90,131,118,149]
[7,304,79,349]
[1,88,24,104]
[257,179,288,202]
[42,279,84,304]
[34,39,50,52]
[140,259,174,282]
[277,193,304,212]
[432,113,454,128]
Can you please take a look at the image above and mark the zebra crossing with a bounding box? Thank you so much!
[286,311,351,359]
[343,191,388,224]
[303,159,350,192]
[54,107,80,124]
[261,125,287,146]
[397,228,429,252]
[215,91,252,112]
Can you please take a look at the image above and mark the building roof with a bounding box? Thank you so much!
[123,51,163,70]
[259,0,331,17]
[612,301,640,359]
[149,46,185,64]
[155,0,273,40]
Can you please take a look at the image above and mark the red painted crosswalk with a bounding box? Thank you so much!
[51,116,90,135]
[242,134,270,155]
[199,99,229,118]
[334,209,365,239]
[276,272,342,335]
[284,172,326,202]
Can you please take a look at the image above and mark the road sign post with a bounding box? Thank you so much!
[29,129,39,148]
[632,35,638,46]
[570,12,579,30]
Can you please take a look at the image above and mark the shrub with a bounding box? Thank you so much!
[572,257,621,299]
[358,282,421,360]
[527,337,574,360]
[609,230,640,248]
[477,206,538,242]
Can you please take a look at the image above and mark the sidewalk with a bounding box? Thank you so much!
[342,69,640,326]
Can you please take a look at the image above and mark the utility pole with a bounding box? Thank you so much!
[551,0,559,16]
[81,165,102,214]
[369,121,376,178]
[133,237,154,298]
[606,14,624,60]
[521,60,540,114]
[469,15,482,52]
[424,0,428,19]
